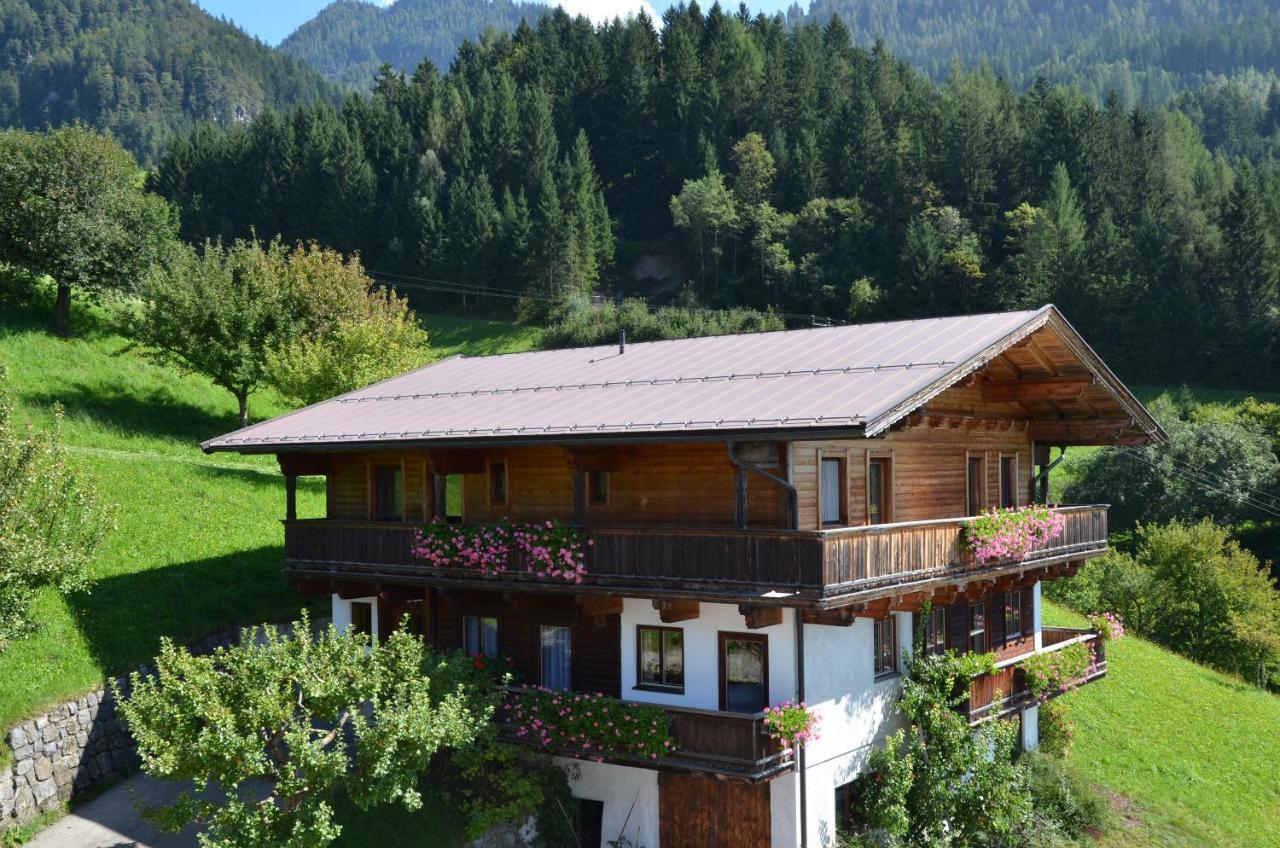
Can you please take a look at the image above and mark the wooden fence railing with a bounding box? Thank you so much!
[965,627,1109,723]
[283,505,1108,597]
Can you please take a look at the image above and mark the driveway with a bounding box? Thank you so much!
[26,773,200,848]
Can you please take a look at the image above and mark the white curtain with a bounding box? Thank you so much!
[540,625,572,690]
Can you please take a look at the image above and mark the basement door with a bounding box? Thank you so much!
[658,773,771,848]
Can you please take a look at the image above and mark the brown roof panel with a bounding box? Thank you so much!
[201,306,1158,452]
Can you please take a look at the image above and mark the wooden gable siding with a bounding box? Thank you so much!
[658,773,771,848]
[325,442,784,528]
[794,384,1033,530]
[429,590,621,697]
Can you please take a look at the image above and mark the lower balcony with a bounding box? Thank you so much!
[496,692,793,783]
[965,627,1108,724]
[283,504,1108,603]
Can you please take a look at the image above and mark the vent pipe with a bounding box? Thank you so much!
[619,327,626,355]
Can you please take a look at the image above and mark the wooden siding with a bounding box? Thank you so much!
[325,442,783,528]
[430,590,620,697]
[794,383,1034,530]
[659,773,772,848]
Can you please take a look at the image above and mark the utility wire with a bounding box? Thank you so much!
[1112,444,1280,520]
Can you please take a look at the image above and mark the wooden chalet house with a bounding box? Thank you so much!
[203,306,1162,848]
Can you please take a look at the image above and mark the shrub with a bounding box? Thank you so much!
[1036,699,1076,757]
[1022,642,1095,700]
[1019,751,1108,840]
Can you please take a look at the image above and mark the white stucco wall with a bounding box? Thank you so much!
[619,599,797,711]
[795,611,913,848]
[560,759,659,848]
[331,594,379,638]
[1033,580,1043,650]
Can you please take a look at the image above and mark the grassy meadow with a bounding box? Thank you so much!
[1045,602,1280,848]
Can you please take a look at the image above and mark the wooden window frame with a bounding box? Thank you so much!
[865,454,893,525]
[588,469,610,507]
[487,458,509,507]
[969,601,987,653]
[966,452,987,516]
[873,615,899,678]
[718,631,770,713]
[368,459,406,522]
[818,453,848,528]
[925,606,948,655]
[349,600,373,637]
[635,625,685,693]
[999,453,1020,509]
[1003,591,1023,641]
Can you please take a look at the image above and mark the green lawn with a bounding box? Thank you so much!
[418,312,542,358]
[1045,602,1280,848]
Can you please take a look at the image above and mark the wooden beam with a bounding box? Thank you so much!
[379,585,424,605]
[928,586,958,607]
[800,608,856,627]
[335,581,380,600]
[427,449,485,475]
[889,591,929,613]
[277,453,333,476]
[739,605,784,629]
[290,577,333,596]
[962,580,993,601]
[856,598,892,619]
[653,599,700,623]
[1030,419,1146,446]
[577,594,624,624]
[982,377,1091,403]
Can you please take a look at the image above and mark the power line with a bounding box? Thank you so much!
[1112,444,1280,520]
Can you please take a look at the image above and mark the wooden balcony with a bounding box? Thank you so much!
[965,627,1108,723]
[282,504,1108,603]
[497,695,793,782]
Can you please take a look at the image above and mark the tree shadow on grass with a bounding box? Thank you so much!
[67,544,317,683]
[22,380,242,447]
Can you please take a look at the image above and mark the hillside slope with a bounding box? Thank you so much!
[0,0,340,163]
[1045,602,1280,847]
[278,0,551,89]
[806,0,1280,104]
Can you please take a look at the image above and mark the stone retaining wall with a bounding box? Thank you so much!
[0,626,248,831]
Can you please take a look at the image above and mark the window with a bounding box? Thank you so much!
[820,457,845,526]
[349,601,373,637]
[925,606,948,655]
[969,601,987,653]
[967,455,985,515]
[1003,591,1023,640]
[489,460,508,505]
[463,615,498,657]
[588,469,609,504]
[540,625,572,690]
[372,465,403,521]
[1000,456,1017,509]
[720,633,768,713]
[873,616,898,677]
[867,458,890,524]
[835,781,858,835]
[572,799,604,848]
[637,626,684,691]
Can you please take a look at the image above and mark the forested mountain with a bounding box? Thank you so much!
[153,6,1280,390]
[0,0,340,163]
[279,0,553,89]
[805,0,1280,106]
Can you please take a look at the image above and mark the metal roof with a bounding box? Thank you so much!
[201,305,1156,453]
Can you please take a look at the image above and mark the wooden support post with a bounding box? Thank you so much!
[653,599,700,623]
[800,608,856,626]
[432,474,446,522]
[739,605,783,629]
[285,474,298,521]
[734,467,749,529]
[572,470,586,525]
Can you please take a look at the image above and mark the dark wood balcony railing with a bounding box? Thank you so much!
[965,627,1108,723]
[496,695,792,782]
[282,504,1108,600]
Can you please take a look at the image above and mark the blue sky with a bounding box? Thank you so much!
[197,0,799,45]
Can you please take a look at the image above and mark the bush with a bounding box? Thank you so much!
[1019,751,1108,840]
[1036,700,1076,758]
